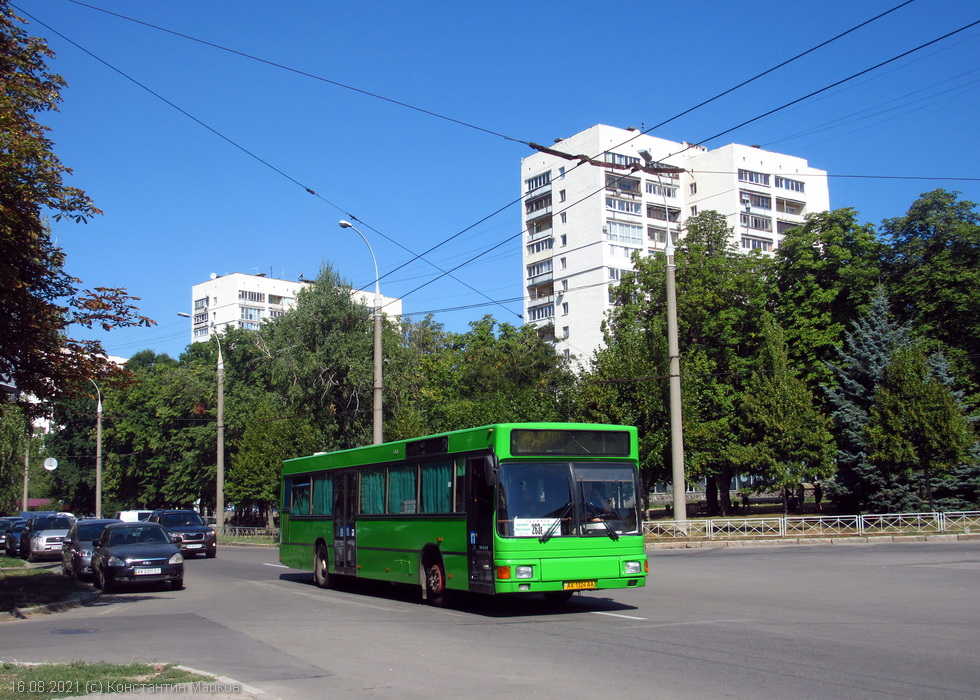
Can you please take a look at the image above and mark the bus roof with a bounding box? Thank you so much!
[282,422,637,475]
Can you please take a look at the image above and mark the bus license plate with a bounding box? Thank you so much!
[563,580,596,590]
[135,567,161,575]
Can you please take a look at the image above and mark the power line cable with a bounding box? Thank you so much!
[62,0,531,147]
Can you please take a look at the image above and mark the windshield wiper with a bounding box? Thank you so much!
[539,501,573,543]
[583,502,619,541]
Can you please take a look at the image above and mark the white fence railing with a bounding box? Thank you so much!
[643,511,980,540]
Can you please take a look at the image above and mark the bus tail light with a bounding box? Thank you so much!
[497,566,511,579]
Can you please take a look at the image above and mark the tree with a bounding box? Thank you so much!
[825,287,910,512]
[734,315,835,511]
[865,344,976,512]
[0,3,152,419]
[881,189,980,396]
[770,208,884,393]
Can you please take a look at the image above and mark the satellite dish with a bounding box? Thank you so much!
[210,272,217,280]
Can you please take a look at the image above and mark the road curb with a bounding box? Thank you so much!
[0,589,101,622]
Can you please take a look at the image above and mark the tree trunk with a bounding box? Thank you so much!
[717,468,733,516]
[705,476,718,516]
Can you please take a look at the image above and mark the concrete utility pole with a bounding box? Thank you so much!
[90,379,103,518]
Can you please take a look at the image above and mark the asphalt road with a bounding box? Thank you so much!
[3,541,979,699]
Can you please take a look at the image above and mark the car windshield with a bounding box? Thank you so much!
[161,512,204,527]
[108,527,169,546]
[0,522,11,532]
[496,462,640,538]
[78,523,110,540]
[34,517,72,530]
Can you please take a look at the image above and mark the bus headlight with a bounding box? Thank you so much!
[515,565,534,579]
[624,561,642,575]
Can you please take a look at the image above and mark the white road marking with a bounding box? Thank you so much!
[591,611,647,620]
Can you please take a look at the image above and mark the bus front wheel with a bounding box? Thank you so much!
[314,544,331,589]
[424,561,449,607]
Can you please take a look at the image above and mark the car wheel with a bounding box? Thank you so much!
[172,577,184,591]
[100,568,114,593]
[26,549,36,563]
[206,548,216,559]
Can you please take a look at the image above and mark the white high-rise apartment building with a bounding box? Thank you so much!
[187,272,403,343]
[521,124,830,366]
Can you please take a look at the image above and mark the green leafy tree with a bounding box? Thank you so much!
[881,190,980,396]
[0,404,29,512]
[770,208,884,393]
[734,315,835,511]
[0,4,151,419]
[865,344,976,512]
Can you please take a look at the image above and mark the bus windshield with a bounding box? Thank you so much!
[496,462,639,538]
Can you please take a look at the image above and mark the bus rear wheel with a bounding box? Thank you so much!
[424,562,449,607]
[313,544,331,589]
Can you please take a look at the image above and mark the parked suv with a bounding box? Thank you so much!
[21,514,75,562]
[147,510,216,558]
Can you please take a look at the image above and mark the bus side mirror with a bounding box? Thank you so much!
[483,455,500,486]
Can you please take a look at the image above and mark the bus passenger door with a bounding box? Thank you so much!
[332,471,357,576]
[466,456,495,595]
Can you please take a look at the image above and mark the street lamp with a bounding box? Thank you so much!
[178,312,224,531]
[339,220,383,445]
[89,378,103,518]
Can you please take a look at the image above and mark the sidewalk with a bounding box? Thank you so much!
[646,532,980,549]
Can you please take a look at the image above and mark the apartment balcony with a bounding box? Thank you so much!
[527,293,555,309]
[527,271,553,286]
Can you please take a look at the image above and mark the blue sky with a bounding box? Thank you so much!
[15,0,980,360]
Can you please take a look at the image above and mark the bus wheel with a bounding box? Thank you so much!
[543,590,573,604]
[313,544,331,589]
[424,562,449,607]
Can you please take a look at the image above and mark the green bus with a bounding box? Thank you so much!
[279,422,648,605]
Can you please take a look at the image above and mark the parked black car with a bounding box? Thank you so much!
[0,519,16,550]
[4,520,27,557]
[91,522,184,592]
[147,510,216,558]
[61,518,121,580]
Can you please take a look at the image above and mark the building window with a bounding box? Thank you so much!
[240,306,265,321]
[559,212,567,224]
[240,321,261,331]
[525,171,551,192]
[741,237,773,252]
[193,327,210,338]
[561,279,568,291]
[560,234,567,247]
[527,260,553,278]
[605,221,643,245]
[608,268,633,281]
[606,197,642,216]
[239,290,266,303]
[193,312,208,325]
[645,182,677,198]
[741,191,772,209]
[559,189,566,202]
[740,213,773,232]
[776,198,805,216]
[604,151,641,167]
[193,297,208,311]
[689,182,698,195]
[527,238,554,255]
[775,176,805,193]
[269,294,286,305]
[562,326,569,339]
[528,218,552,235]
[525,193,552,215]
[606,174,641,194]
[690,206,698,216]
[561,302,569,316]
[559,166,565,179]
[269,309,286,319]
[528,305,555,321]
[648,226,679,247]
[559,257,567,270]
[647,204,681,222]
[608,244,636,258]
[738,169,770,186]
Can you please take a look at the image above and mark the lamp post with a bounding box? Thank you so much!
[89,378,103,518]
[178,312,224,531]
[339,220,383,445]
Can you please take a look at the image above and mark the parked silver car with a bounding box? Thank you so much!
[23,514,75,562]
[61,518,121,580]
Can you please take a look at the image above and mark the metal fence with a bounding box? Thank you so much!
[219,525,278,541]
[643,511,980,540]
